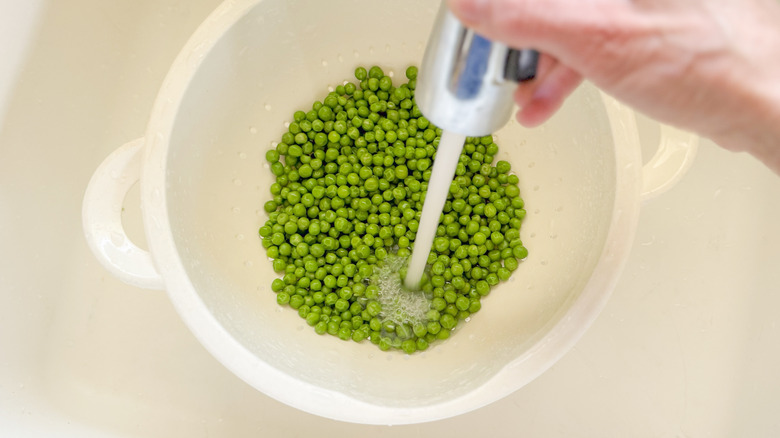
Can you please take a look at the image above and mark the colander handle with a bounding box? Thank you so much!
[641,124,698,201]
[82,138,164,290]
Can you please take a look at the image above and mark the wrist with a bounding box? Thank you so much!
[704,12,780,174]
[712,81,780,175]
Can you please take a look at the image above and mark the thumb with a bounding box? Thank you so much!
[445,0,490,28]
[445,0,564,50]
[446,0,630,60]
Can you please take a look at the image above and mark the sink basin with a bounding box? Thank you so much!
[2,0,779,436]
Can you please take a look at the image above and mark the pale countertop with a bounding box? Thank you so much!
[1,1,779,437]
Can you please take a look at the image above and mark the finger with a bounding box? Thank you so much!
[446,0,578,47]
[446,0,633,58]
[513,52,557,108]
[515,62,583,127]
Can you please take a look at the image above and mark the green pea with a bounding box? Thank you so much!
[276,292,290,305]
[355,66,368,80]
[455,296,470,311]
[368,66,384,79]
[440,314,456,330]
[379,76,392,91]
[512,245,529,259]
[337,326,352,340]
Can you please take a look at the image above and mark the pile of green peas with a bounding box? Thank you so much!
[258,65,528,354]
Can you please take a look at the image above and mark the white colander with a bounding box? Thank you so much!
[82,0,697,425]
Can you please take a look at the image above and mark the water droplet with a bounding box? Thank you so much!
[185,44,205,67]
[244,260,253,267]
[151,188,162,206]
[233,178,242,186]
[236,234,245,240]
[368,46,375,54]
[110,232,125,246]
[640,235,656,246]
[249,126,257,134]
[232,206,241,214]
[337,53,344,63]
[385,43,391,52]
[388,70,394,78]
[152,132,165,148]
[353,50,360,58]
[264,103,272,111]
[540,260,548,266]
[284,122,290,128]
[321,59,328,67]
[533,185,540,191]
[238,151,247,159]
[528,162,536,168]
[327,85,334,92]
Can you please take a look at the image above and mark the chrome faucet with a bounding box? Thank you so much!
[416,3,539,136]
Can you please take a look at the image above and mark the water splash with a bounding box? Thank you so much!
[375,255,430,327]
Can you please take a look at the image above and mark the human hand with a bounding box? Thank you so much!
[447,0,780,173]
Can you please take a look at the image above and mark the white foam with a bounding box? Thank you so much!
[375,255,430,326]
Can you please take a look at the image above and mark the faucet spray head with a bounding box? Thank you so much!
[416,4,539,136]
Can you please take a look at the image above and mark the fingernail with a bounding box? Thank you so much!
[447,0,487,25]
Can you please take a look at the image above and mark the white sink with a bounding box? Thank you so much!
[2,1,779,436]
